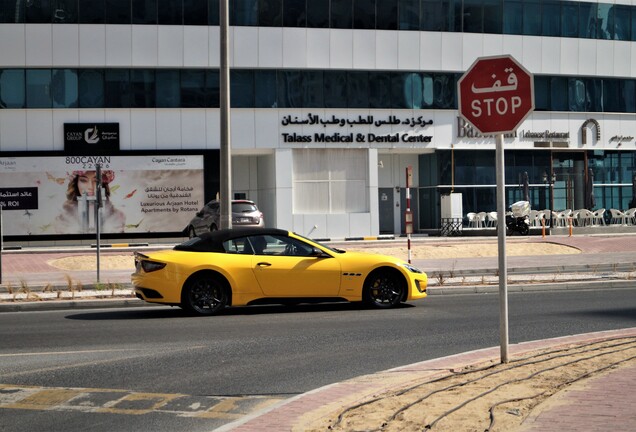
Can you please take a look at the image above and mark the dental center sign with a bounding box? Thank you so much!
[458,55,534,135]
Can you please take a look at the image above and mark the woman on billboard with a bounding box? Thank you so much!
[55,170,126,234]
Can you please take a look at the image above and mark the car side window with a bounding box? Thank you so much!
[223,237,253,254]
[270,235,314,257]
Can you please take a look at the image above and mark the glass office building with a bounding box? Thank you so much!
[1,0,636,239]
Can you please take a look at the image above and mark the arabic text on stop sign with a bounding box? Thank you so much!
[471,96,522,117]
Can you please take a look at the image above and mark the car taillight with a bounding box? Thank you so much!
[141,260,167,273]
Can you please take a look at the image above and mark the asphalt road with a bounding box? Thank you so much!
[1,288,636,432]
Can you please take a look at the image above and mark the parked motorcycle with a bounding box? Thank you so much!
[506,201,530,235]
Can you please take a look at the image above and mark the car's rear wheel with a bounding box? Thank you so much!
[363,270,404,308]
[181,274,229,316]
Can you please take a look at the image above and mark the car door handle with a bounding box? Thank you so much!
[257,262,272,267]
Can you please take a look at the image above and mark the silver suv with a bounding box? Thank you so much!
[185,199,264,238]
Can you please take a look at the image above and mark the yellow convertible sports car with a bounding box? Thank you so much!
[132,227,427,315]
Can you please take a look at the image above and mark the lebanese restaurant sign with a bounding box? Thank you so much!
[280,113,434,144]
[0,155,204,236]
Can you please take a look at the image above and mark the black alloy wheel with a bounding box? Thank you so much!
[182,275,229,315]
[363,271,404,308]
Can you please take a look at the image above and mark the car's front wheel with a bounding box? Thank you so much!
[181,274,229,315]
[363,270,405,308]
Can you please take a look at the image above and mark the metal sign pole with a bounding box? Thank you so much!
[496,133,509,363]
[95,164,102,283]
[0,205,3,284]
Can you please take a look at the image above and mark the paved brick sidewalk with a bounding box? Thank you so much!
[226,328,636,431]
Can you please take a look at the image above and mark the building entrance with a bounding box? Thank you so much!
[550,152,587,211]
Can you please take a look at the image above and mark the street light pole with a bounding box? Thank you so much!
[219,0,232,229]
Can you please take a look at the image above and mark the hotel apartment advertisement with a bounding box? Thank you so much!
[0,155,205,236]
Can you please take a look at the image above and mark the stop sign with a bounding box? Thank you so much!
[458,55,534,135]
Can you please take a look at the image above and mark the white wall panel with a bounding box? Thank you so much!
[183,26,209,67]
[208,26,220,67]
[258,28,283,67]
[482,34,504,57]
[541,37,561,74]
[397,31,420,70]
[353,30,376,69]
[300,214,328,237]
[376,31,398,70]
[0,25,25,66]
[205,110,220,149]
[521,37,542,73]
[255,110,279,150]
[231,110,256,149]
[0,111,27,151]
[419,32,442,70]
[330,30,353,68]
[158,26,184,67]
[440,33,462,70]
[233,26,258,67]
[52,25,79,66]
[181,110,206,149]
[105,25,132,66]
[25,24,53,66]
[349,212,372,237]
[130,110,157,149]
[25,111,54,151]
[156,110,182,149]
[614,42,631,77]
[323,214,347,239]
[578,39,597,75]
[132,25,158,66]
[52,110,80,150]
[596,40,615,76]
[501,34,523,64]
[559,38,579,75]
[282,28,307,68]
[306,29,330,68]
[79,25,106,66]
[462,34,483,68]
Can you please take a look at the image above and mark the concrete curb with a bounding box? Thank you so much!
[1,279,632,313]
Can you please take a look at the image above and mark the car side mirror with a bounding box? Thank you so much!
[311,247,330,258]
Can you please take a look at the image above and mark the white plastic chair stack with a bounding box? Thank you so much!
[610,209,627,225]
[476,212,488,228]
[487,211,498,227]
[592,208,605,226]
[467,212,477,228]
[625,208,636,225]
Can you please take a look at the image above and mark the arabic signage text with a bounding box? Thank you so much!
[0,188,38,210]
[281,113,434,128]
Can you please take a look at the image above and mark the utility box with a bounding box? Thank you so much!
[441,193,463,219]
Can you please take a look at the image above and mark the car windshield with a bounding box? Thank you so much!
[293,232,345,254]
[232,202,257,213]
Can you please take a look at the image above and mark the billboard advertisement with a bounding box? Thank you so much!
[0,155,205,236]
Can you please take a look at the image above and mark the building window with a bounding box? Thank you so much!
[0,69,25,108]
[51,69,79,108]
[293,149,369,214]
[26,69,52,108]
[79,0,104,23]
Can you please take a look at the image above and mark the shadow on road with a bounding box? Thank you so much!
[64,301,415,320]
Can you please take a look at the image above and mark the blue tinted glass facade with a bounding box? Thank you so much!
[0,1,633,43]
[3,68,636,112]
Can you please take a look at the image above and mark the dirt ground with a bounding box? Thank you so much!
[47,241,579,271]
[48,241,636,432]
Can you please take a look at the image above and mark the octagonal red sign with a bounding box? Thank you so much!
[457,55,534,135]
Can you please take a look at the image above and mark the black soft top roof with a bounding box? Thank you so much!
[174,227,290,252]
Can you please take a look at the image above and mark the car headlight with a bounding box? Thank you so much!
[401,263,423,274]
